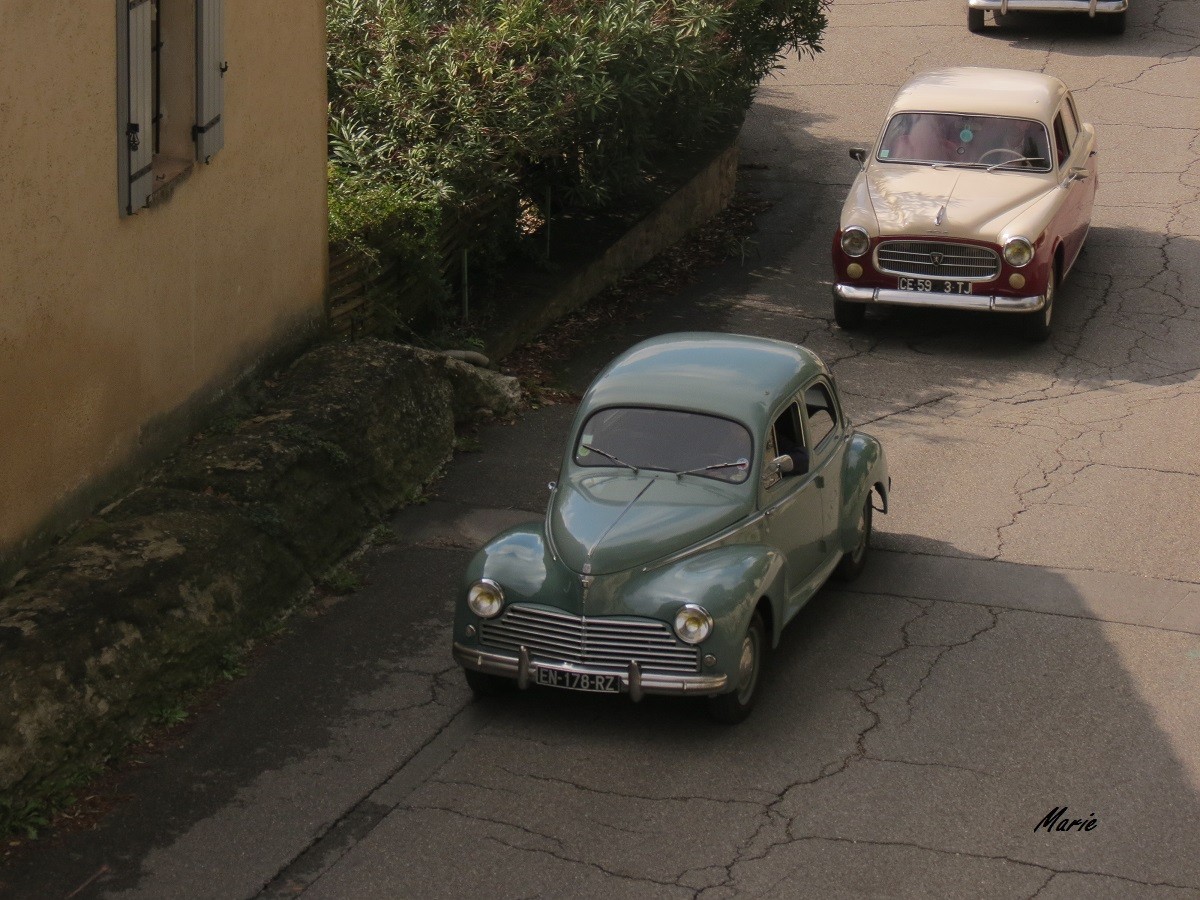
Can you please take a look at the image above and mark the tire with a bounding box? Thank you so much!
[707,612,767,725]
[968,7,985,32]
[464,668,512,698]
[1100,11,1125,34]
[835,495,873,582]
[834,298,867,330]
[1022,268,1056,343]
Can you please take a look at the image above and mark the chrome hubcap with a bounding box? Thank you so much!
[736,633,759,703]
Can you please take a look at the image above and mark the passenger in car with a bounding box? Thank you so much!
[891,115,957,162]
[969,118,1047,167]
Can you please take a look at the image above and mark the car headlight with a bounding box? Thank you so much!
[467,579,505,618]
[840,227,870,258]
[674,604,714,644]
[1003,237,1034,268]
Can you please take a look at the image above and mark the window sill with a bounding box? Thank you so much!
[146,156,195,208]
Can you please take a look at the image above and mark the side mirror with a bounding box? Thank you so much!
[849,147,867,163]
[1069,166,1090,181]
[773,453,811,477]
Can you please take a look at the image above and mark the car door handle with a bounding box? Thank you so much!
[815,475,825,488]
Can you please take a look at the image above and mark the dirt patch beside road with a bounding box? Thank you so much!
[0,339,521,837]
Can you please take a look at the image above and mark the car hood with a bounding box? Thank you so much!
[549,471,749,576]
[863,164,1055,239]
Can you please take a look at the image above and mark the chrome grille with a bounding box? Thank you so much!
[876,241,999,280]
[479,605,701,674]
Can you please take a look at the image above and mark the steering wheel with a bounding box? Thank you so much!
[977,148,1026,166]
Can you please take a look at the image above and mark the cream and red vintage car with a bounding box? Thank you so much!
[832,68,1097,341]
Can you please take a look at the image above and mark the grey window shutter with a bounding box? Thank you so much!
[118,0,154,215]
[194,0,225,163]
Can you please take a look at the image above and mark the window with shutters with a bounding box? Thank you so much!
[117,0,225,216]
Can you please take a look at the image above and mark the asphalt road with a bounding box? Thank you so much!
[5,1,1200,897]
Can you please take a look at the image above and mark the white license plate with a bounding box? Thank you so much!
[898,277,973,295]
[535,668,620,693]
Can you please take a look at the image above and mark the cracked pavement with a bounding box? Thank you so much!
[4,0,1199,897]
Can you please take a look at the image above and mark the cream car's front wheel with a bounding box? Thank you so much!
[1023,270,1056,342]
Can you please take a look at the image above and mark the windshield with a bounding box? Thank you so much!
[877,113,1052,171]
[574,407,753,484]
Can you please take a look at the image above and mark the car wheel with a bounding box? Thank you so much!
[967,8,985,32]
[464,668,512,698]
[1100,11,1125,34]
[1022,269,1056,343]
[834,299,867,330]
[835,495,873,582]
[707,611,766,725]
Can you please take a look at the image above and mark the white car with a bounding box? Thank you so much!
[967,0,1127,34]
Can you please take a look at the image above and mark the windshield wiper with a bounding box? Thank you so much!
[675,458,750,480]
[985,156,1047,172]
[580,443,638,472]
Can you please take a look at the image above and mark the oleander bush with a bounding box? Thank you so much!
[326,0,829,326]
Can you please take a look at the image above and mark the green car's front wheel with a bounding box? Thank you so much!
[708,611,767,724]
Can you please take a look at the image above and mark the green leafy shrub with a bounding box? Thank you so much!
[326,0,828,327]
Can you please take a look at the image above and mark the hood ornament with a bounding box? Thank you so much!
[935,173,961,228]
[580,571,593,611]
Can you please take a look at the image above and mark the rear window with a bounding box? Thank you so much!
[575,407,753,483]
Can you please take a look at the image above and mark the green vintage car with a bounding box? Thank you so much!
[452,333,890,722]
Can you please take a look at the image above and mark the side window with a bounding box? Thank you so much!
[804,382,839,450]
[117,0,226,216]
[1060,101,1079,145]
[1052,114,1070,167]
[762,403,801,490]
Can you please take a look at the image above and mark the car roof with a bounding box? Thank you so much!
[888,67,1068,122]
[578,333,827,434]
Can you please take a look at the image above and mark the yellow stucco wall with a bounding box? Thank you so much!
[0,2,328,566]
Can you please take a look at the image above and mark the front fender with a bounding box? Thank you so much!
[839,430,889,554]
[625,544,787,652]
[458,524,579,637]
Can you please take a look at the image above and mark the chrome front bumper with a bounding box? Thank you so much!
[453,642,729,700]
[967,0,1126,14]
[835,283,1046,313]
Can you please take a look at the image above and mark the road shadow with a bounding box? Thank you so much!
[362,534,1200,894]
